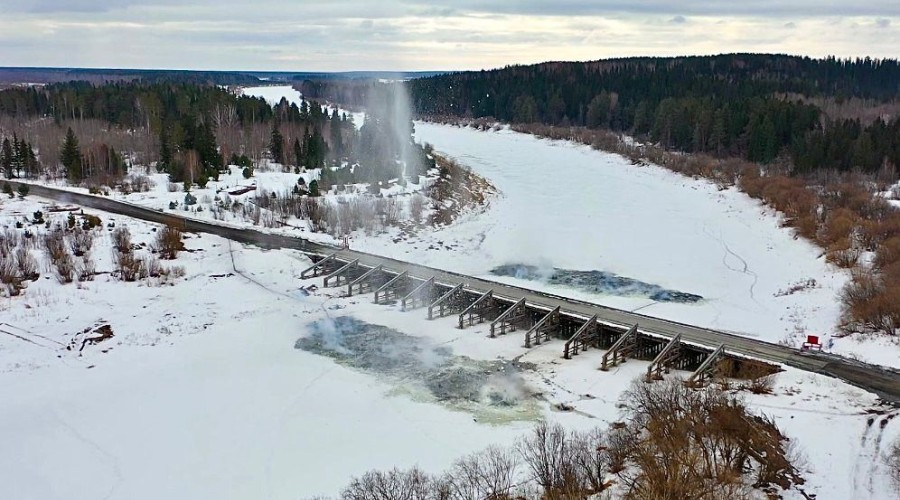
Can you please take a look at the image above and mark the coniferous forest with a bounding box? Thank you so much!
[408,54,900,175]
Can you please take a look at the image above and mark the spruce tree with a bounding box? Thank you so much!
[0,138,12,178]
[60,127,83,180]
[270,125,284,165]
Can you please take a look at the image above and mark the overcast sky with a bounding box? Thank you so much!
[0,1,897,71]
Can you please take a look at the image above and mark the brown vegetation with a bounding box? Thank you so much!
[154,224,184,260]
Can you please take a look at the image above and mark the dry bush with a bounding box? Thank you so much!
[518,421,574,494]
[155,224,184,260]
[340,467,437,500]
[68,227,95,257]
[841,268,900,335]
[77,254,96,282]
[112,226,132,253]
[887,438,900,492]
[409,194,425,224]
[43,229,68,263]
[0,257,23,296]
[115,251,147,281]
[441,446,520,500]
[819,208,859,247]
[54,253,75,284]
[43,230,75,283]
[15,247,38,281]
[612,378,800,498]
[383,197,401,225]
[145,256,162,278]
[826,238,861,268]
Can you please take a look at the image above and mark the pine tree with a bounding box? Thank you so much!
[270,125,284,165]
[308,179,319,197]
[293,137,303,172]
[0,138,12,178]
[60,127,83,180]
[159,126,173,173]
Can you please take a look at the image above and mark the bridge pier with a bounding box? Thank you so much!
[300,252,341,279]
[601,324,639,371]
[323,259,363,287]
[347,265,393,296]
[490,298,531,337]
[458,290,506,328]
[524,306,561,347]
[646,334,682,380]
[374,271,412,304]
[428,283,469,320]
[401,277,436,311]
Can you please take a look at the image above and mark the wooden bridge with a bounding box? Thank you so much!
[303,252,777,385]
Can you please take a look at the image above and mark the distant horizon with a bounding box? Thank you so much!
[1,51,896,76]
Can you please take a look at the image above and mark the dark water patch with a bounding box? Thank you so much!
[490,264,703,304]
[296,317,536,412]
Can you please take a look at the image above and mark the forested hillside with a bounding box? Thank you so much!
[409,54,900,174]
[0,81,430,189]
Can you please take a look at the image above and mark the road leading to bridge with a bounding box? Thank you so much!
[9,180,900,404]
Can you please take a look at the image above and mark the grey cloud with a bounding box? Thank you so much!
[876,18,891,28]
[669,15,687,24]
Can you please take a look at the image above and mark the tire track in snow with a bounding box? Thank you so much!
[702,224,761,306]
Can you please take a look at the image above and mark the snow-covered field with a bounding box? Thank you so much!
[1,195,897,499]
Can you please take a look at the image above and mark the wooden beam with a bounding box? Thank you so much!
[374,270,409,304]
[600,324,638,371]
[490,297,527,337]
[322,259,359,287]
[347,265,384,296]
[428,283,465,320]
[300,252,338,279]
[401,277,435,312]
[458,289,493,329]
[563,314,599,359]
[646,334,682,380]
[524,306,560,348]
[687,344,725,387]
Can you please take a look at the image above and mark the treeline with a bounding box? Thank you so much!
[408,54,900,174]
[0,81,431,188]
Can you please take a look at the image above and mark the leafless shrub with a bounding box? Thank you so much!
[44,230,75,283]
[409,194,425,224]
[441,446,520,500]
[54,253,75,284]
[167,182,179,192]
[15,247,38,280]
[517,421,584,497]
[115,251,147,281]
[112,226,132,253]
[383,197,401,225]
[155,224,183,260]
[0,257,23,296]
[43,229,68,263]
[77,254,96,282]
[68,227,95,257]
[146,256,162,278]
[887,438,900,491]
[340,467,437,500]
